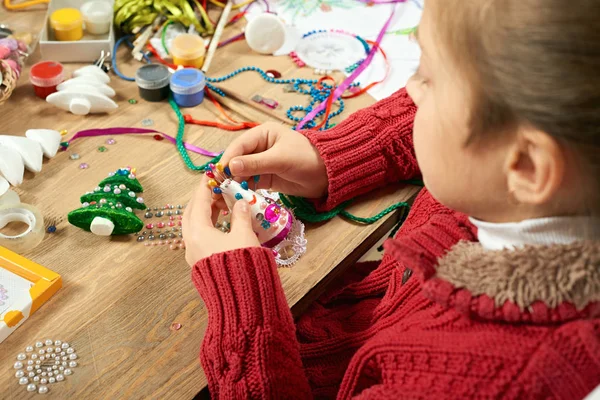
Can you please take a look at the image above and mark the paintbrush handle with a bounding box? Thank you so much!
[202,0,233,74]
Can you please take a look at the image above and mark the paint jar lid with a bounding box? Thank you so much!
[80,1,112,24]
[30,61,64,87]
[170,34,206,61]
[50,8,83,31]
[135,64,170,90]
[170,69,205,95]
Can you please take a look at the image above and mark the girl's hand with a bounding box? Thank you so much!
[219,122,329,199]
[182,176,261,266]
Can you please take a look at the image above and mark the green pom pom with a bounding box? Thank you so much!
[80,192,146,211]
[68,204,143,235]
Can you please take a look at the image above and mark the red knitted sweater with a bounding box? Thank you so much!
[192,88,600,399]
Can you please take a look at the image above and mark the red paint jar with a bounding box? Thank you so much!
[29,61,65,99]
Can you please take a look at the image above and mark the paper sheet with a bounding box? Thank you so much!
[0,267,33,317]
[245,0,424,100]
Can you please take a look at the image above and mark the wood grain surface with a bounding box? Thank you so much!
[0,8,418,399]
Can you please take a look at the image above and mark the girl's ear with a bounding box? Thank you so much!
[505,128,566,206]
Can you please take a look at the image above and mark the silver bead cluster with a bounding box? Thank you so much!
[143,204,184,219]
[14,339,78,394]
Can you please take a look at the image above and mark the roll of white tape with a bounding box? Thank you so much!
[0,203,44,253]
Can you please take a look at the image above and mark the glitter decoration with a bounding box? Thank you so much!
[141,119,154,126]
[128,99,137,104]
[68,167,144,235]
[153,134,163,141]
[97,146,108,152]
[171,323,182,330]
[46,225,56,233]
[79,163,89,169]
[59,129,68,136]
[69,153,80,160]
[105,138,116,145]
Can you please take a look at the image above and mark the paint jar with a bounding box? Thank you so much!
[80,1,112,35]
[135,64,171,102]
[50,8,84,42]
[170,34,206,68]
[29,61,65,99]
[170,69,205,107]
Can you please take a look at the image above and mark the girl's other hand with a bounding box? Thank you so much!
[219,122,328,199]
[183,175,261,266]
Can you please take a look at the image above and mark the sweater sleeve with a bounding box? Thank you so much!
[301,87,419,211]
[192,247,313,400]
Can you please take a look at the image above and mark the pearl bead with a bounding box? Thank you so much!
[56,374,64,381]
[39,349,45,354]
[27,383,37,392]
[170,244,177,250]
[136,197,144,203]
[61,343,69,349]
[26,346,34,352]
[114,188,121,194]
[69,361,78,368]
[46,367,52,372]
[35,341,44,348]
[19,377,28,385]
[40,355,45,360]
[119,184,126,190]
[128,191,135,197]
[49,377,56,383]
[41,372,47,376]
[27,360,34,365]
[14,361,23,369]
[62,362,67,367]
[34,376,40,382]
[59,366,65,371]
[67,348,75,354]
[44,339,53,346]
[64,368,72,376]
[28,371,35,378]
[39,385,49,394]
[40,378,48,384]
[15,370,24,378]
[52,365,58,370]
[17,352,27,360]
[36,369,42,373]
[27,366,34,371]
[31,354,37,359]
[36,360,41,365]
[103,186,111,193]
[54,340,62,346]
[46,347,53,353]
[55,347,61,353]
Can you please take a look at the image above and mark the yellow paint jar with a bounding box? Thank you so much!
[50,8,84,42]
[170,34,206,68]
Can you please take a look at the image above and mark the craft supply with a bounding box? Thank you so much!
[0,135,44,173]
[46,90,118,115]
[295,29,368,72]
[208,166,307,266]
[244,13,286,54]
[68,167,144,236]
[50,8,84,42]
[29,61,64,99]
[0,202,45,253]
[11,340,78,393]
[296,4,397,129]
[0,38,28,104]
[0,249,62,344]
[170,68,205,107]
[170,34,206,69]
[80,1,113,35]
[24,129,62,158]
[135,64,171,102]
[202,0,232,73]
[56,77,116,97]
[72,65,110,84]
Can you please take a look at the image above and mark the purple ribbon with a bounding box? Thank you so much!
[62,127,221,157]
[296,4,400,130]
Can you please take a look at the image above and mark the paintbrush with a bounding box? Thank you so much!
[202,0,234,74]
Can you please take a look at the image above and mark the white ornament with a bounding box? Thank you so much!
[25,129,62,158]
[0,136,43,173]
[46,91,118,116]
[73,65,111,83]
[0,145,25,186]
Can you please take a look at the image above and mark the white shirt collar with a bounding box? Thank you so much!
[469,216,600,250]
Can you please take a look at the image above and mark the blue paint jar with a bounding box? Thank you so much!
[170,69,205,107]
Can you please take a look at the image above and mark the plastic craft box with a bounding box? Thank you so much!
[0,246,62,344]
[39,0,115,63]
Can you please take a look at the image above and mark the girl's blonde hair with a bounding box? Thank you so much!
[432,0,600,206]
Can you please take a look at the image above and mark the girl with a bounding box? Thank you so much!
[183,0,600,398]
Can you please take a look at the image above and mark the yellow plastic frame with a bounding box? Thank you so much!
[0,246,61,328]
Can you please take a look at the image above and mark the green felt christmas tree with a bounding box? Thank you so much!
[68,167,145,236]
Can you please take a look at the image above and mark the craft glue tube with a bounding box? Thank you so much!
[135,64,171,102]
[50,8,84,41]
[29,61,65,99]
[170,69,206,107]
[80,1,113,35]
[170,34,206,68]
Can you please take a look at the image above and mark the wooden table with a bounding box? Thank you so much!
[0,8,418,399]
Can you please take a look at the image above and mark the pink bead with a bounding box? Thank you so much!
[157,222,165,228]
[144,242,150,247]
[168,221,175,227]
[178,216,183,220]
[0,46,10,59]
[174,239,180,244]
[146,223,154,229]
[221,210,229,216]
[270,224,278,231]
[151,243,157,247]
[169,216,175,221]
[166,240,171,244]
[158,241,164,245]
[179,243,186,249]
[260,202,267,210]
[208,163,215,170]
[170,244,177,250]
[178,221,182,226]
[279,217,287,225]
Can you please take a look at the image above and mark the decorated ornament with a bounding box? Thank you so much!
[207,163,307,266]
[67,167,144,236]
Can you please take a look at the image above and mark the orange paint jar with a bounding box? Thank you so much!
[170,34,206,68]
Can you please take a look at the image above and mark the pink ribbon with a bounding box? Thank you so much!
[296,4,400,130]
[261,214,294,249]
[62,127,221,157]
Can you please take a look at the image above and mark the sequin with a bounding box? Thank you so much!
[129,99,137,104]
[79,163,89,169]
[153,134,163,141]
[156,211,164,217]
[106,138,116,145]
[97,146,108,152]
[46,226,56,233]
[144,212,153,218]
[69,153,80,160]
[142,119,154,126]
